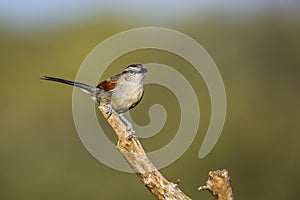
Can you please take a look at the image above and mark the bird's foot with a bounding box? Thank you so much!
[125,129,135,140]
[103,104,113,119]
[119,114,135,139]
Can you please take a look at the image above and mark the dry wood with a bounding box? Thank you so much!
[198,169,234,200]
[98,105,233,200]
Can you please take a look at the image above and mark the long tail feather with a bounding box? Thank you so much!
[41,76,98,96]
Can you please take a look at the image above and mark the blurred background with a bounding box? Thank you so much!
[0,0,299,199]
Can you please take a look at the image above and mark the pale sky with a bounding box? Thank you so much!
[0,0,298,29]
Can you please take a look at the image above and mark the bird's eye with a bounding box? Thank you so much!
[129,70,136,74]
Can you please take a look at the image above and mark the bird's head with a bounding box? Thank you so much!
[122,64,148,82]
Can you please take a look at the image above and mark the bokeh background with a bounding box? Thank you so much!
[1,0,299,199]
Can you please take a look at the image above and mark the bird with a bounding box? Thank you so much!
[41,64,148,136]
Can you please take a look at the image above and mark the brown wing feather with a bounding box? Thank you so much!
[96,80,117,91]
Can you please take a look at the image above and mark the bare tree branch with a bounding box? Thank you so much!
[198,169,234,200]
[99,106,191,200]
[98,105,234,200]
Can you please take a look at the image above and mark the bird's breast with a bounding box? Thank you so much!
[111,82,144,113]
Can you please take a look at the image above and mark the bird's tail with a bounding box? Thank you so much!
[41,76,98,96]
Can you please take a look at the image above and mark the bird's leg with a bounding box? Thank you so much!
[119,114,135,138]
[103,104,113,119]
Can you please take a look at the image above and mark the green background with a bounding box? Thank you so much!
[1,3,299,200]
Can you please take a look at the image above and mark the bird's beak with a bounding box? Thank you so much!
[140,66,148,73]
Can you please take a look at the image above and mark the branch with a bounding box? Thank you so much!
[99,106,191,200]
[198,169,234,200]
[98,105,234,200]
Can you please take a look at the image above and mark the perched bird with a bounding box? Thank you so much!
[41,64,147,135]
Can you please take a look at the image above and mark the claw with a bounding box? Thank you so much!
[104,104,113,119]
[125,129,135,140]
